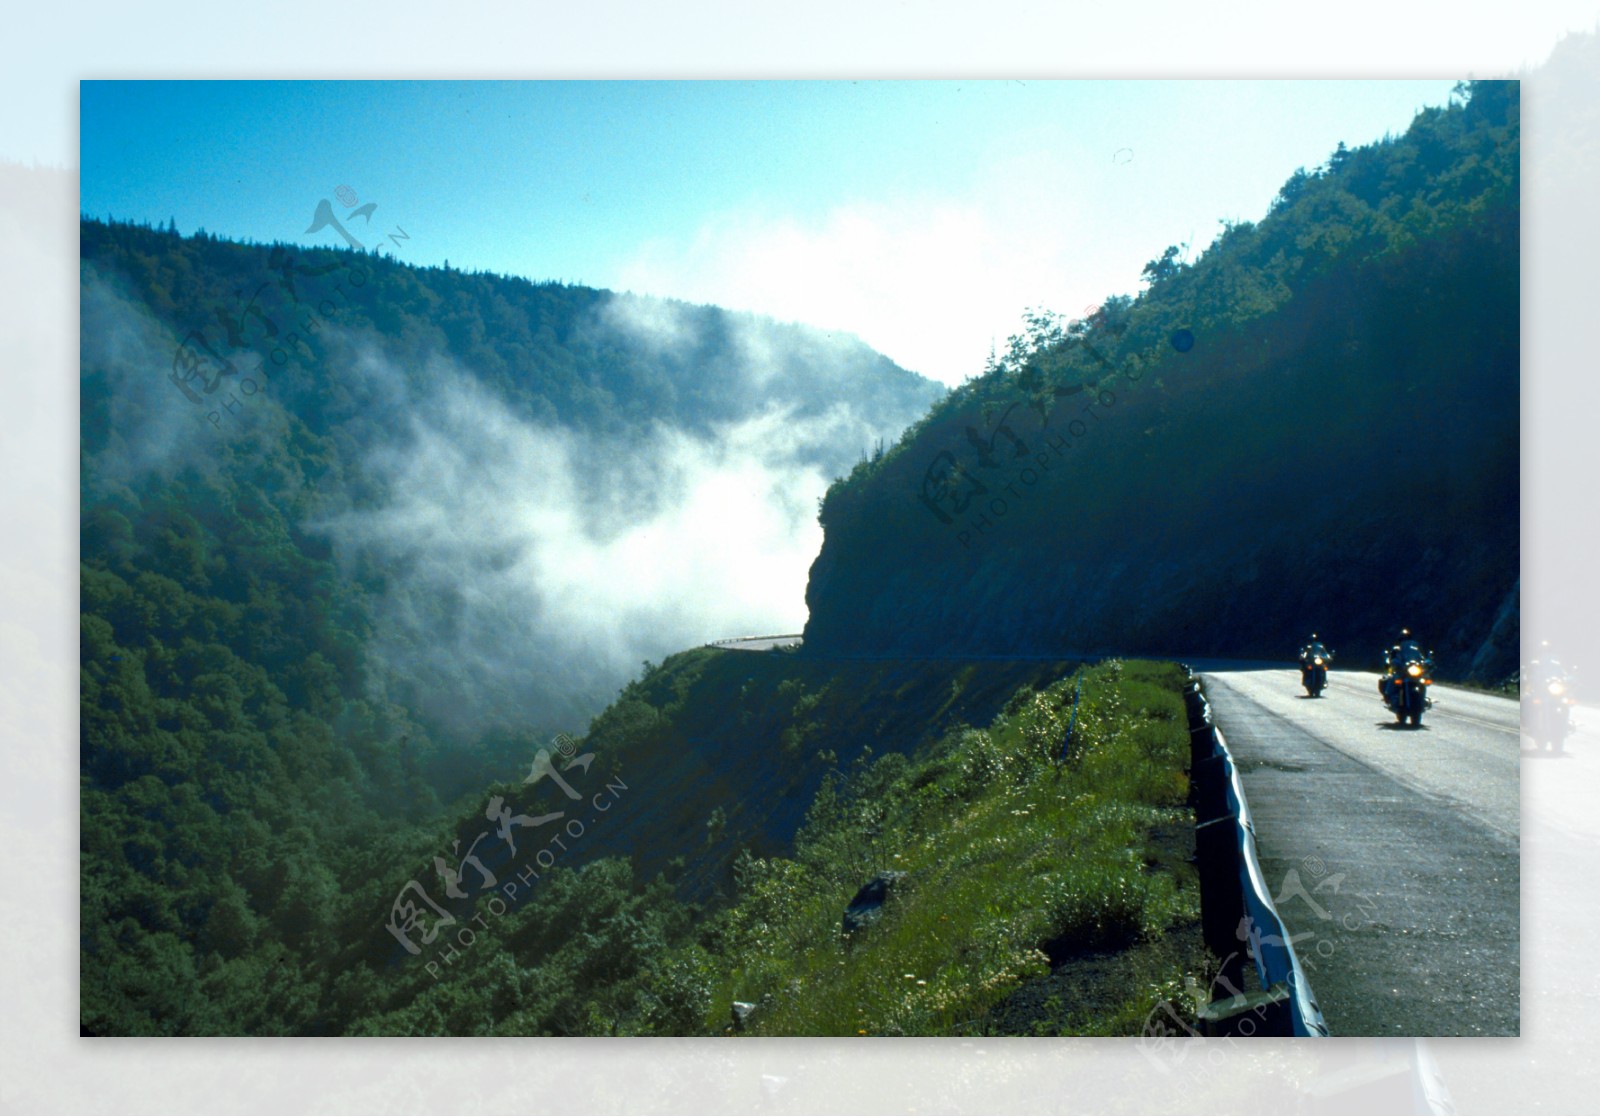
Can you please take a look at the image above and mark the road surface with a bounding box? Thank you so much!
[1196,664,1520,1037]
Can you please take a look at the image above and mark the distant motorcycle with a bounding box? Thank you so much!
[1300,647,1331,697]
[1381,644,1433,727]
[1523,661,1576,753]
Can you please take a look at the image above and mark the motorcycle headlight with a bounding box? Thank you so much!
[1314,657,1324,666]
[1407,664,1423,677]
[1548,681,1566,697]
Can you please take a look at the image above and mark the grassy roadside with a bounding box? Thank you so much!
[642,658,1207,1036]
[334,655,1211,1036]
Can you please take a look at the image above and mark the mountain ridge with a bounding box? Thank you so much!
[803,80,1519,683]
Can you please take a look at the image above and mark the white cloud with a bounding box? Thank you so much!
[596,290,697,356]
[314,351,882,734]
[612,162,1134,387]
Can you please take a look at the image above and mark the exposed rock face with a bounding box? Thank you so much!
[842,870,908,935]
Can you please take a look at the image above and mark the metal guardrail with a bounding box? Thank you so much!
[1184,670,1329,1038]
[704,633,804,647]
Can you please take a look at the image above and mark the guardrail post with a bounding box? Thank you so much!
[1191,753,1230,822]
[1195,814,1247,994]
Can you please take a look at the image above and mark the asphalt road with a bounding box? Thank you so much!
[1195,664,1520,1037]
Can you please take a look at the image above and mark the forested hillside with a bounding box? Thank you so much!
[79,230,939,1033]
[805,80,1520,682]
[81,216,942,732]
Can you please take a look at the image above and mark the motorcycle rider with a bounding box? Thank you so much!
[1380,628,1433,705]
[1300,633,1333,665]
[1299,633,1333,696]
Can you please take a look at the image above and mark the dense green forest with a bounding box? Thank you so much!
[81,216,942,734]
[78,229,940,1033]
[806,80,1520,682]
[81,218,938,445]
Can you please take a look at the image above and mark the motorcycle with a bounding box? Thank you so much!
[1381,648,1433,726]
[1523,664,1576,753]
[1300,650,1330,697]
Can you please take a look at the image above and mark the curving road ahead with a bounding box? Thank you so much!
[1195,663,1520,1037]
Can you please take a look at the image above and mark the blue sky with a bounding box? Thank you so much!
[82,79,1461,384]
